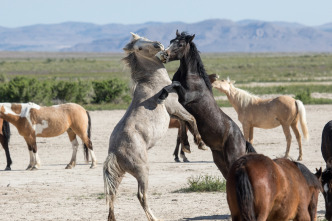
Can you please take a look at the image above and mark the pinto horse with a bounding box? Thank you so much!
[227,153,322,221]
[0,102,96,170]
[212,77,309,160]
[0,118,11,170]
[320,120,332,220]
[157,30,255,179]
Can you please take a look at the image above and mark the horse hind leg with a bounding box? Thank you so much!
[173,133,181,162]
[0,135,12,170]
[291,120,303,161]
[135,170,161,221]
[66,129,79,169]
[281,124,292,159]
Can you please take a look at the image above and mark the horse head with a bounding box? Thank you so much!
[123,32,164,62]
[157,30,195,63]
[321,164,332,220]
[212,78,235,94]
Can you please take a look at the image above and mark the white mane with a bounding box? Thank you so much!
[228,80,261,108]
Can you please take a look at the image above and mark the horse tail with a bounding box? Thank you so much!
[2,120,11,147]
[235,166,256,221]
[295,100,309,140]
[245,141,257,153]
[103,152,124,204]
[83,111,92,162]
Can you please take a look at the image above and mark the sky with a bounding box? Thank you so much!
[1,0,331,28]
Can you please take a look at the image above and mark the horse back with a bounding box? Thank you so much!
[322,120,332,162]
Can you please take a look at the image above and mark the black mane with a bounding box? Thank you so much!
[172,32,212,91]
[294,161,322,189]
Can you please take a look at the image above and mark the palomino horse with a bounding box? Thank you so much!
[320,120,332,220]
[0,102,96,170]
[212,78,309,161]
[227,153,322,221]
[0,118,11,170]
[103,33,205,221]
[169,74,218,162]
[157,31,256,179]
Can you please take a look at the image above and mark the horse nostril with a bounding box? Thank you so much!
[153,43,160,48]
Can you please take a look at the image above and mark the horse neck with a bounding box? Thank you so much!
[226,85,259,113]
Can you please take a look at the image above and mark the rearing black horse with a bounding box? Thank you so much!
[158,30,255,178]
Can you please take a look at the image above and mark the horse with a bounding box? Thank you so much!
[169,74,219,162]
[103,33,205,221]
[0,102,96,170]
[212,77,309,161]
[226,153,322,221]
[0,118,11,170]
[320,120,332,220]
[157,30,255,179]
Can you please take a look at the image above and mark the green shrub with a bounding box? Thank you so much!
[175,175,226,193]
[92,79,128,104]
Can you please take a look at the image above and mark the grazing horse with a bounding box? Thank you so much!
[0,102,96,170]
[212,78,309,160]
[169,74,218,162]
[103,33,204,221]
[157,30,255,179]
[0,118,11,170]
[227,153,322,221]
[320,120,332,220]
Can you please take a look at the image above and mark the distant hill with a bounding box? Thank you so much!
[0,19,332,52]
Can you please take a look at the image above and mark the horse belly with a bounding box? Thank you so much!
[34,121,67,137]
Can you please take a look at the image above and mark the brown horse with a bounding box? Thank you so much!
[0,102,96,170]
[212,78,309,160]
[227,153,322,221]
[0,118,11,170]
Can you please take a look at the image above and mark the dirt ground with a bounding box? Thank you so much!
[0,105,331,221]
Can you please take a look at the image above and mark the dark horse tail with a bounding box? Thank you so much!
[83,111,92,162]
[2,120,11,147]
[235,165,256,221]
[245,141,257,153]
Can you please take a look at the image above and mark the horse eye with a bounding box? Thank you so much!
[179,43,184,47]
[139,47,142,50]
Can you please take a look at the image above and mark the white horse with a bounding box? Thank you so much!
[103,33,204,221]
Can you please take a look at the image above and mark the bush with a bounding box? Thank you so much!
[175,175,226,193]
[92,79,128,104]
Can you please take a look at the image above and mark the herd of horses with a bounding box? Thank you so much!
[1,31,332,221]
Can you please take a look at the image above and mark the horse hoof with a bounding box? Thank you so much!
[65,164,73,169]
[297,156,303,161]
[5,167,11,171]
[174,158,180,163]
[183,159,190,162]
[31,166,39,171]
[26,166,33,170]
[90,165,97,169]
[182,145,191,153]
[157,98,165,105]
[199,144,208,151]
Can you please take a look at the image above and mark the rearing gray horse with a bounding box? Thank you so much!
[103,33,204,221]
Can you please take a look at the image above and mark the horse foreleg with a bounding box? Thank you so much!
[0,135,12,170]
[291,122,303,161]
[281,124,292,159]
[173,131,181,162]
[249,126,254,144]
[242,124,250,143]
[179,120,190,153]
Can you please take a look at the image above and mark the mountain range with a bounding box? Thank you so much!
[0,19,332,52]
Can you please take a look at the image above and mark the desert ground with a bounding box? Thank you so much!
[0,105,331,221]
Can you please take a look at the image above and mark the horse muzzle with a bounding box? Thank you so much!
[155,50,169,63]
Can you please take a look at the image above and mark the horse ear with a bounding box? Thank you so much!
[176,30,180,37]
[188,34,195,43]
[130,32,140,40]
[315,167,323,181]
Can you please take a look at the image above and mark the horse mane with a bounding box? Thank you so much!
[228,79,261,108]
[293,161,322,190]
[172,32,212,91]
[322,168,332,184]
